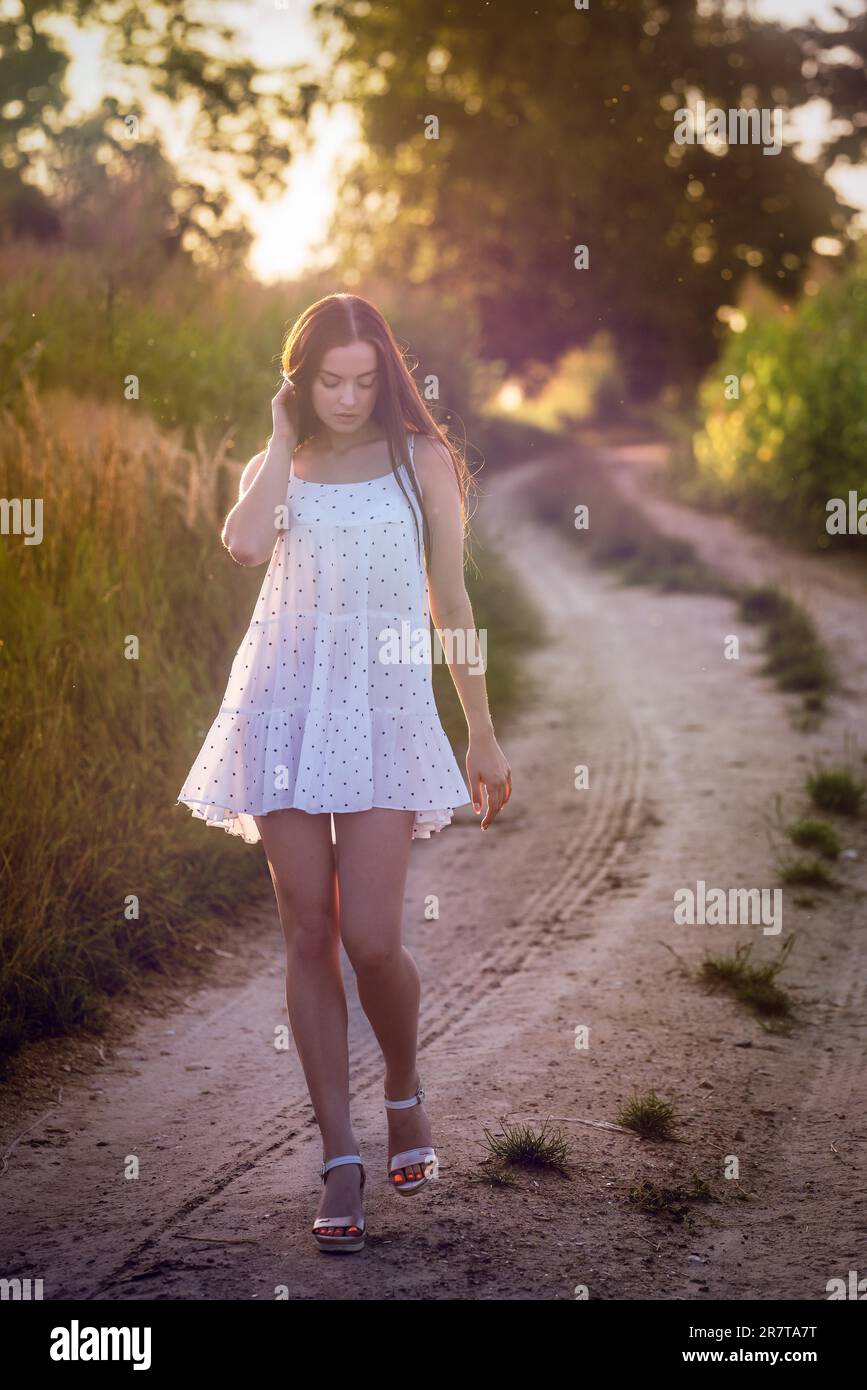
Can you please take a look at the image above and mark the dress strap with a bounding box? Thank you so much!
[405,430,421,491]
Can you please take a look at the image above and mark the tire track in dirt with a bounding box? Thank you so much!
[413,463,651,1039]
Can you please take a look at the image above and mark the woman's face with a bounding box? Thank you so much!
[309,340,380,433]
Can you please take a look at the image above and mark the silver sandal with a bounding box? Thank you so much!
[384,1081,438,1194]
[311,1153,366,1252]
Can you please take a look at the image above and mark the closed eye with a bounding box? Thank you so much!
[319,373,378,388]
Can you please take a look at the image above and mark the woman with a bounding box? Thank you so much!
[177,293,511,1252]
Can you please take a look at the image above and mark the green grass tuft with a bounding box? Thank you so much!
[785,818,842,859]
[699,938,795,1026]
[481,1117,571,1175]
[617,1091,678,1140]
[778,856,837,889]
[806,766,865,817]
[738,585,834,710]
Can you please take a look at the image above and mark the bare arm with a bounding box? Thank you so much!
[221,378,298,566]
[413,433,512,829]
[222,436,293,566]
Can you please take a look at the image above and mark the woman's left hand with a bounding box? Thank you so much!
[466,731,512,831]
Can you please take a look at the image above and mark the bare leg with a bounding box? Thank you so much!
[333,807,433,1185]
[254,808,363,1237]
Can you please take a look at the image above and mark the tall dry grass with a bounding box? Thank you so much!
[0,382,268,1061]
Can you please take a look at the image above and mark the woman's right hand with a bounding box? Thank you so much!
[271,376,299,448]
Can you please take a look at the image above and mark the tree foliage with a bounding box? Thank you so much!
[313,0,859,397]
[689,247,867,541]
[0,0,318,264]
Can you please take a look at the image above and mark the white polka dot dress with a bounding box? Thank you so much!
[176,430,471,843]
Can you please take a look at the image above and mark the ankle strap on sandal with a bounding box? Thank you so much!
[320,1153,364,1178]
[384,1083,426,1110]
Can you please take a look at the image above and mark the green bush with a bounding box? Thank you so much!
[687,250,867,545]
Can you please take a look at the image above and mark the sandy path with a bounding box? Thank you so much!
[1,443,865,1300]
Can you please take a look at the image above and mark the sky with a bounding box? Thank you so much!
[57,0,867,282]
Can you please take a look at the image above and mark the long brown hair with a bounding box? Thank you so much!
[279,293,473,571]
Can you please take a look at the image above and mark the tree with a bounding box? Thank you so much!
[0,0,319,261]
[312,0,856,398]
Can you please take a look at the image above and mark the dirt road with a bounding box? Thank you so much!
[2,443,865,1300]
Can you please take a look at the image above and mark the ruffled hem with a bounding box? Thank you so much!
[410,805,456,838]
[177,704,469,842]
[176,795,463,844]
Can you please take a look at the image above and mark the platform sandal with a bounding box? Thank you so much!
[384,1081,438,1195]
[311,1154,366,1252]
